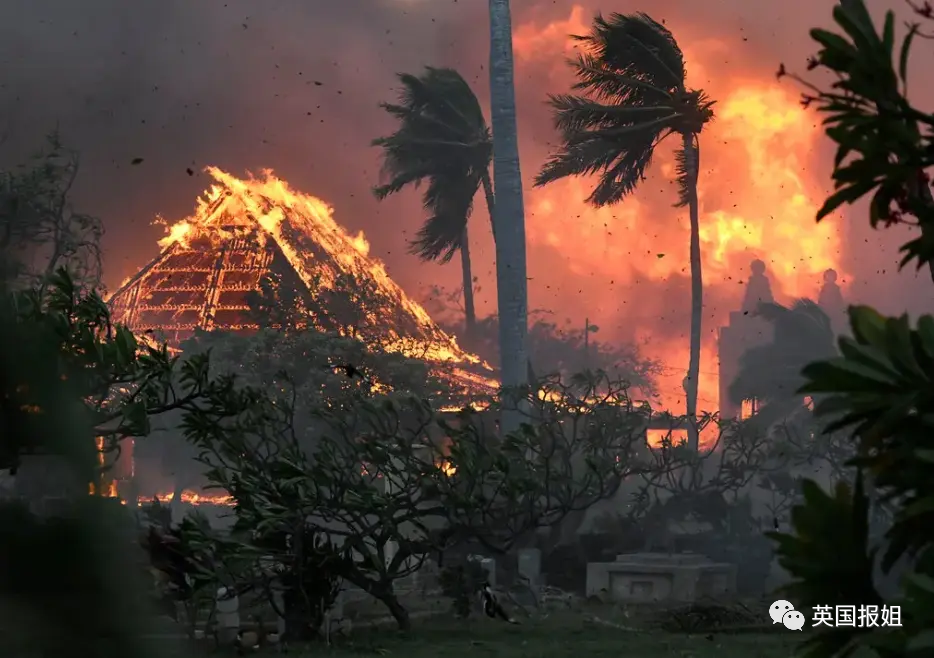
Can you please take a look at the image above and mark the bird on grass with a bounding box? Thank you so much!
[479,583,519,624]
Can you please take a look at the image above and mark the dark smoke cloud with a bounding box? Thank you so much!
[1,0,929,345]
[0,0,485,292]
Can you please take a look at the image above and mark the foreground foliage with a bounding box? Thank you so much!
[770,4,934,657]
[169,371,648,635]
[784,0,934,278]
[0,268,214,484]
[770,306,934,657]
[0,271,209,658]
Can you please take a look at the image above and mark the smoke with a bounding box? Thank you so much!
[1,0,930,407]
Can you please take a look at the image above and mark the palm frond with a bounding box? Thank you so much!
[547,94,678,134]
[536,12,713,207]
[573,13,686,94]
[408,170,480,263]
[568,52,674,105]
[535,117,667,205]
[372,67,491,263]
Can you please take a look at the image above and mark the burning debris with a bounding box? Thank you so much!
[139,491,234,507]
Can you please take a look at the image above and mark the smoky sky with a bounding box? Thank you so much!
[1,0,930,343]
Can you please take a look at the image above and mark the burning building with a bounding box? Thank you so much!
[108,167,496,393]
[107,167,498,504]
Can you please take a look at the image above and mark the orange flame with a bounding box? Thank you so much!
[144,167,495,379]
[436,459,457,477]
[140,490,235,506]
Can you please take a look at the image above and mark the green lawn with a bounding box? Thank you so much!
[292,613,801,658]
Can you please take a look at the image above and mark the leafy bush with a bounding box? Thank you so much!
[139,503,219,630]
[175,370,646,630]
[439,561,486,618]
[251,527,346,639]
[768,1,934,655]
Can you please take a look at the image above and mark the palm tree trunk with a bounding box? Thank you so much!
[481,165,538,387]
[683,132,703,452]
[488,0,530,435]
[459,227,477,344]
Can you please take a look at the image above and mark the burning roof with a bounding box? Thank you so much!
[108,166,497,399]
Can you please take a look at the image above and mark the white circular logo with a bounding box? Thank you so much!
[769,599,795,624]
[782,609,805,631]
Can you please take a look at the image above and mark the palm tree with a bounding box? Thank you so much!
[488,0,531,433]
[372,67,496,344]
[534,12,714,450]
[729,300,837,430]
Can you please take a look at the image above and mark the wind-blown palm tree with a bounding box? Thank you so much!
[372,67,496,344]
[488,0,531,433]
[729,300,837,430]
[534,12,714,450]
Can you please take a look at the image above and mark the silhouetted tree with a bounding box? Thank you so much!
[729,300,837,430]
[0,133,103,288]
[535,12,714,450]
[372,68,494,343]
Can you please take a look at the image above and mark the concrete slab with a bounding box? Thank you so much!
[586,552,736,603]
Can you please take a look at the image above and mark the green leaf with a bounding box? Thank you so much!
[848,306,888,346]
[899,24,918,84]
[885,315,928,381]
[800,359,897,392]
[816,181,878,221]
[881,11,895,56]
[809,28,859,62]
[915,315,934,360]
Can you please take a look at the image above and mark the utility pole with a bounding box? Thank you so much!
[584,317,590,368]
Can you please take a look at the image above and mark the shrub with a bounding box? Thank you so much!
[439,560,486,618]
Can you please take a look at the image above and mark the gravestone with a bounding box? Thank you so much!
[586,552,736,603]
[215,587,240,645]
[517,548,541,589]
[468,554,496,587]
[384,540,398,567]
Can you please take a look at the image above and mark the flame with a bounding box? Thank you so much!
[140,490,235,506]
[513,6,847,428]
[646,428,689,449]
[88,481,118,497]
[436,459,456,477]
[89,436,120,498]
[157,219,194,250]
[139,167,493,377]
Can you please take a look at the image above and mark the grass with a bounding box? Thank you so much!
[288,612,802,658]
